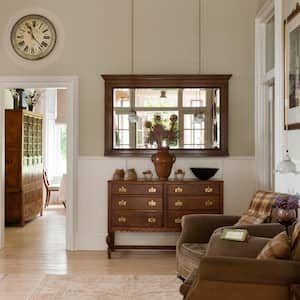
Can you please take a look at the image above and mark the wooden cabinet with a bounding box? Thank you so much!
[5,110,43,226]
[107,179,223,257]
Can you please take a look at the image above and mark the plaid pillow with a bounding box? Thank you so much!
[235,214,265,225]
[257,231,290,260]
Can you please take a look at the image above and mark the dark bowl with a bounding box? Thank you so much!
[190,168,219,181]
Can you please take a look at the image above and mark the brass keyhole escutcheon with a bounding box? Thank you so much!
[118,216,126,223]
[175,187,183,193]
[148,187,157,193]
[118,186,127,193]
[148,200,157,207]
[175,200,183,207]
[205,200,213,207]
[148,217,156,223]
[204,186,213,193]
[118,200,127,207]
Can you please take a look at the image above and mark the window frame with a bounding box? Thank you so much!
[102,74,231,157]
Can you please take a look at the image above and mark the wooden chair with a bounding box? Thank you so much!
[43,169,60,208]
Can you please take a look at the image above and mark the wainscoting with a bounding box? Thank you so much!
[77,156,256,250]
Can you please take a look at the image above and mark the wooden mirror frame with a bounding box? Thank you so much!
[102,74,231,157]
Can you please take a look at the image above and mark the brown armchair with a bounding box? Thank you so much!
[176,191,285,279]
[181,228,300,300]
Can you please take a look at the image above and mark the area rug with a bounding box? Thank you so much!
[30,274,182,300]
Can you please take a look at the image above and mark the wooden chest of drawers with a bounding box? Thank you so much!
[107,179,223,258]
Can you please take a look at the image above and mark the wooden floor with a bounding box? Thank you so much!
[0,205,176,275]
[0,205,177,298]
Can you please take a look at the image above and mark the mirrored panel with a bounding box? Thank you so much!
[103,75,231,157]
[113,88,221,150]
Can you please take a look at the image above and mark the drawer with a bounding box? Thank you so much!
[168,196,220,211]
[112,212,162,228]
[167,183,220,195]
[111,196,162,211]
[111,182,163,195]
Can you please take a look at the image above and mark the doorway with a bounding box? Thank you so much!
[0,76,78,250]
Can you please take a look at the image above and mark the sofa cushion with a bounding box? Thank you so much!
[291,222,300,261]
[235,191,279,226]
[257,231,290,260]
[292,221,300,249]
[182,243,208,259]
[178,243,207,278]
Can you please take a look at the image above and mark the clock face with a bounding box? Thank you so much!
[11,14,56,60]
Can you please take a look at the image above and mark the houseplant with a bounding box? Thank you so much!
[144,114,178,180]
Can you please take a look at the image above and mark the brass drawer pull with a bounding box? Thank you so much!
[174,218,182,224]
[174,187,183,193]
[204,186,213,193]
[148,187,157,193]
[118,200,127,207]
[117,216,126,223]
[148,217,156,223]
[148,200,157,207]
[175,200,183,207]
[118,186,127,193]
[205,200,214,207]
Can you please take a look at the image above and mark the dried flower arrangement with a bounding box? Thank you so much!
[144,114,178,148]
[24,89,43,110]
[274,194,300,210]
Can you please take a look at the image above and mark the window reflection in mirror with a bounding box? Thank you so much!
[113,88,221,150]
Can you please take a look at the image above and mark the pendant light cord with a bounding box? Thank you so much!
[198,0,201,74]
[131,0,135,74]
[284,20,289,153]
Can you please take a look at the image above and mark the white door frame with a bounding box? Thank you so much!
[0,76,79,250]
[255,0,284,191]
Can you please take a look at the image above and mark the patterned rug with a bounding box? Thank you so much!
[30,274,182,300]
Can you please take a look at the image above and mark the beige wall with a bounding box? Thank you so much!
[0,0,263,156]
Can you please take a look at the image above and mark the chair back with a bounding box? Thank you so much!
[43,169,50,190]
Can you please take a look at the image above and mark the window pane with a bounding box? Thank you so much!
[113,88,130,107]
[135,88,178,107]
[183,114,205,148]
[266,16,275,72]
[183,88,207,107]
[113,113,130,148]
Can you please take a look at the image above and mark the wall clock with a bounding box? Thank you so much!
[10,14,57,60]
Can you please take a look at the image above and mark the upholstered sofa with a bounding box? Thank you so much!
[180,224,300,300]
[176,191,284,279]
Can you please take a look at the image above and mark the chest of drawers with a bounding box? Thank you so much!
[107,179,223,258]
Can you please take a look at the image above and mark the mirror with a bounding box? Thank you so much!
[103,75,231,157]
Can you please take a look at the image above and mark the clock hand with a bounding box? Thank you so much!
[25,23,41,46]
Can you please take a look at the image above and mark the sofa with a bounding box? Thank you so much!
[176,191,284,279]
[181,223,300,300]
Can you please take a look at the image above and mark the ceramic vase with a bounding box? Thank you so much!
[151,147,176,180]
[277,208,297,222]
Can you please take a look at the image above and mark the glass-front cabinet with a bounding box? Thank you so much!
[102,74,231,157]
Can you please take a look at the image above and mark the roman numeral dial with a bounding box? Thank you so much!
[11,14,57,60]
